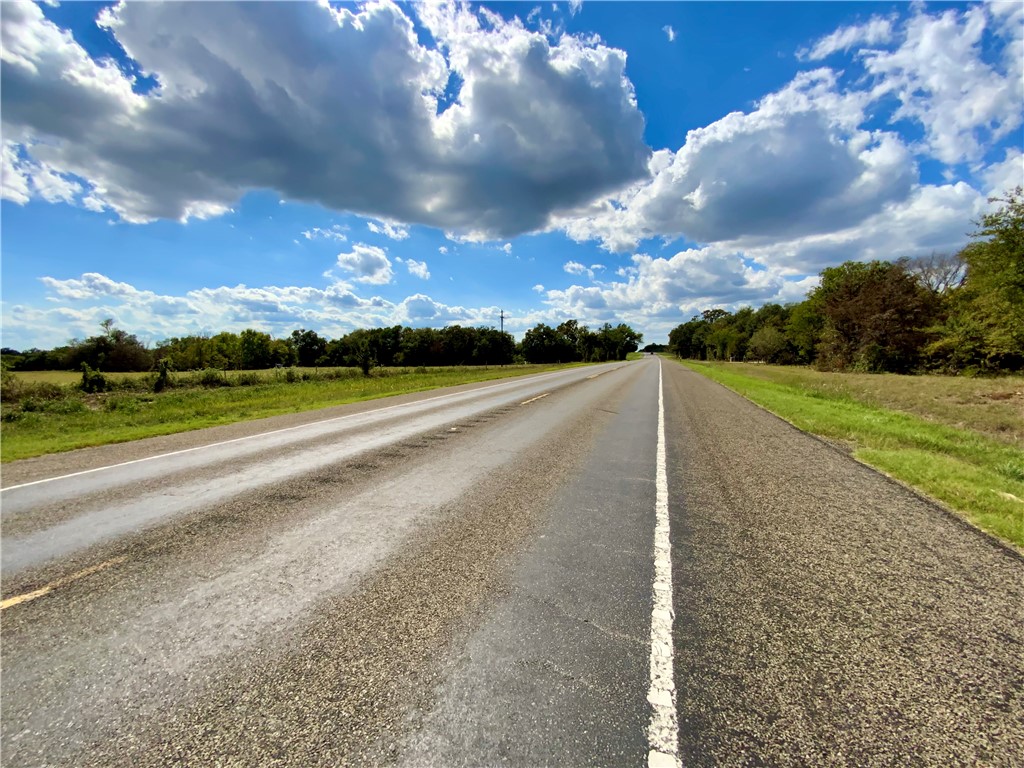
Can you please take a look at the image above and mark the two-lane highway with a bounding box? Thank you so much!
[2,358,1022,766]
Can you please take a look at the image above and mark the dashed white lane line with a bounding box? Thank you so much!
[647,360,681,768]
[520,393,550,406]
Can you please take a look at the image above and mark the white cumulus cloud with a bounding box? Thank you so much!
[8,271,520,349]
[1,0,649,238]
[861,5,1023,164]
[367,219,410,241]
[559,69,913,251]
[335,244,394,285]
[404,259,431,280]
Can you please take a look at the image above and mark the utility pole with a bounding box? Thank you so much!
[499,309,505,334]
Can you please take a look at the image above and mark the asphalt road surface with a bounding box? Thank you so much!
[2,358,1022,767]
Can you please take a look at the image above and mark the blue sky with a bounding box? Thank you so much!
[2,0,1021,349]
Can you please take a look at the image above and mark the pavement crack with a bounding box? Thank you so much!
[527,592,646,648]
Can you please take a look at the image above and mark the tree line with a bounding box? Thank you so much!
[668,188,1023,374]
[2,320,642,375]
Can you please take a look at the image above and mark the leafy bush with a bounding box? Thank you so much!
[196,368,229,387]
[80,364,108,394]
[1,372,66,404]
[0,369,22,403]
[153,359,172,393]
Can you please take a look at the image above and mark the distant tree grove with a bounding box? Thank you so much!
[1,320,641,375]
[668,188,1023,374]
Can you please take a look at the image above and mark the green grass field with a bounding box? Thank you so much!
[9,370,154,385]
[0,364,583,462]
[677,360,1024,549]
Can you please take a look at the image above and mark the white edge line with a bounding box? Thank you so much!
[647,359,681,768]
[1,366,594,493]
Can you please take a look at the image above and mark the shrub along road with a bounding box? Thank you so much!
[1,359,1021,766]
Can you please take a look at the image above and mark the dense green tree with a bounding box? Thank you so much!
[68,319,153,372]
[239,329,274,370]
[289,329,327,367]
[209,332,242,369]
[811,260,937,372]
[593,323,642,361]
[785,301,824,364]
[472,328,516,365]
[928,188,1024,371]
[397,327,440,367]
[520,324,567,363]
[518,321,640,363]
[747,326,790,363]
[668,316,713,360]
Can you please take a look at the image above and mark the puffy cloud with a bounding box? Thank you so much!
[399,294,477,324]
[560,69,913,251]
[799,16,894,60]
[732,181,987,273]
[41,272,147,301]
[663,25,676,43]
[8,271,517,349]
[438,246,449,254]
[861,5,1023,164]
[539,246,814,340]
[2,0,648,237]
[563,260,588,275]
[403,258,431,280]
[981,148,1023,198]
[502,243,512,254]
[367,219,410,241]
[553,5,1018,256]
[335,244,393,285]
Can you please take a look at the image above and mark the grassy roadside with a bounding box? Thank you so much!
[675,360,1024,549]
[0,364,583,462]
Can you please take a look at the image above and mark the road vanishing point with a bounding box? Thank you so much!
[2,358,1022,766]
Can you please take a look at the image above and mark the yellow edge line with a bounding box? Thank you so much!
[520,393,550,406]
[1,555,128,611]
[0,586,52,609]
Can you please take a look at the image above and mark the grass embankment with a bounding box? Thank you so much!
[678,360,1024,549]
[0,364,582,462]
